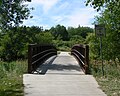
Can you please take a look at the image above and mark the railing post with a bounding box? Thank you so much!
[28,45,32,73]
[85,45,89,74]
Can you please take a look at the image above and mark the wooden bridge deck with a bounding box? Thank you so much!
[23,52,106,96]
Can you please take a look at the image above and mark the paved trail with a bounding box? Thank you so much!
[23,52,106,96]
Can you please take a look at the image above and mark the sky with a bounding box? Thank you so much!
[22,0,98,29]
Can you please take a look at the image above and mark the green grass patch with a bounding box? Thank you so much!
[0,60,27,96]
[90,60,120,96]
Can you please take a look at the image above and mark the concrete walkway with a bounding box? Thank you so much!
[23,52,107,96]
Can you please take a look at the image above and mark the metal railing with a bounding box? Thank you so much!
[71,44,89,74]
[28,44,57,73]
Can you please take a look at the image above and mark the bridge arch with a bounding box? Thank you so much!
[28,44,89,74]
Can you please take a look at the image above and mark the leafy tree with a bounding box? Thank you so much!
[0,27,28,61]
[67,27,76,38]
[0,0,33,61]
[86,0,119,11]
[70,35,85,44]
[86,0,120,60]
[68,25,93,39]
[86,33,100,59]
[35,32,53,44]
[0,25,55,61]
[0,0,32,30]
[50,24,69,41]
[0,26,44,61]
[27,26,43,43]
[76,26,93,38]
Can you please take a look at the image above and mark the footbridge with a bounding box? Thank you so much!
[23,44,106,96]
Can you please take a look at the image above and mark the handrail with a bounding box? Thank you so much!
[71,44,89,74]
[71,49,85,59]
[28,44,57,73]
[32,49,55,58]
[32,51,56,65]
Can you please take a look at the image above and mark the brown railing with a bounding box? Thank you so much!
[71,44,89,74]
[28,44,57,73]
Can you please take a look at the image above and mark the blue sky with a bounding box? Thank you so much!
[23,0,98,29]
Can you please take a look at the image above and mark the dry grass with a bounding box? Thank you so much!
[90,60,120,96]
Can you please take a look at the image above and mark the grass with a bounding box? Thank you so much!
[90,60,120,96]
[0,60,27,96]
[58,46,71,51]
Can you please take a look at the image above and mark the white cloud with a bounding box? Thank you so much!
[29,0,59,14]
[65,7,98,28]
[22,15,42,26]
[22,0,99,29]
[49,7,98,28]
[57,1,70,12]
[51,16,64,23]
[22,19,49,29]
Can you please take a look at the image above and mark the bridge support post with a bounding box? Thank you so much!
[85,45,89,74]
[28,44,32,73]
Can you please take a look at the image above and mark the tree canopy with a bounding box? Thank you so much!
[0,0,32,30]
[50,24,69,41]
[86,0,120,60]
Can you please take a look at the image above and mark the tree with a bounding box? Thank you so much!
[67,27,75,38]
[86,0,120,60]
[86,0,119,11]
[0,27,29,61]
[50,24,69,41]
[67,26,93,39]
[76,26,93,38]
[0,0,32,30]
[85,33,100,59]
[0,26,52,61]
[0,0,33,61]
[86,0,120,33]
[35,32,53,44]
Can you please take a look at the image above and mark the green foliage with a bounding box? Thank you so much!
[0,0,33,61]
[86,0,119,11]
[0,60,27,96]
[86,1,120,94]
[35,32,53,44]
[68,25,93,39]
[0,22,94,61]
[70,35,83,41]
[0,0,32,30]
[53,40,71,51]
[0,26,49,61]
[53,36,85,51]
[0,27,27,61]
[86,0,120,61]
[50,24,69,41]
[86,33,100,59]
[90,60,120,96]
[50,24,93,51]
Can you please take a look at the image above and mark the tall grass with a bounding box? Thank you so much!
[90,60,120,96]
[0,60,27,96]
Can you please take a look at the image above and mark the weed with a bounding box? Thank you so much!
[0,60,27,96]
[90,60,120,96]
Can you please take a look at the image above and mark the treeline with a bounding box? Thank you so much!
[0,0,119,63]
[0,25,93,61]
